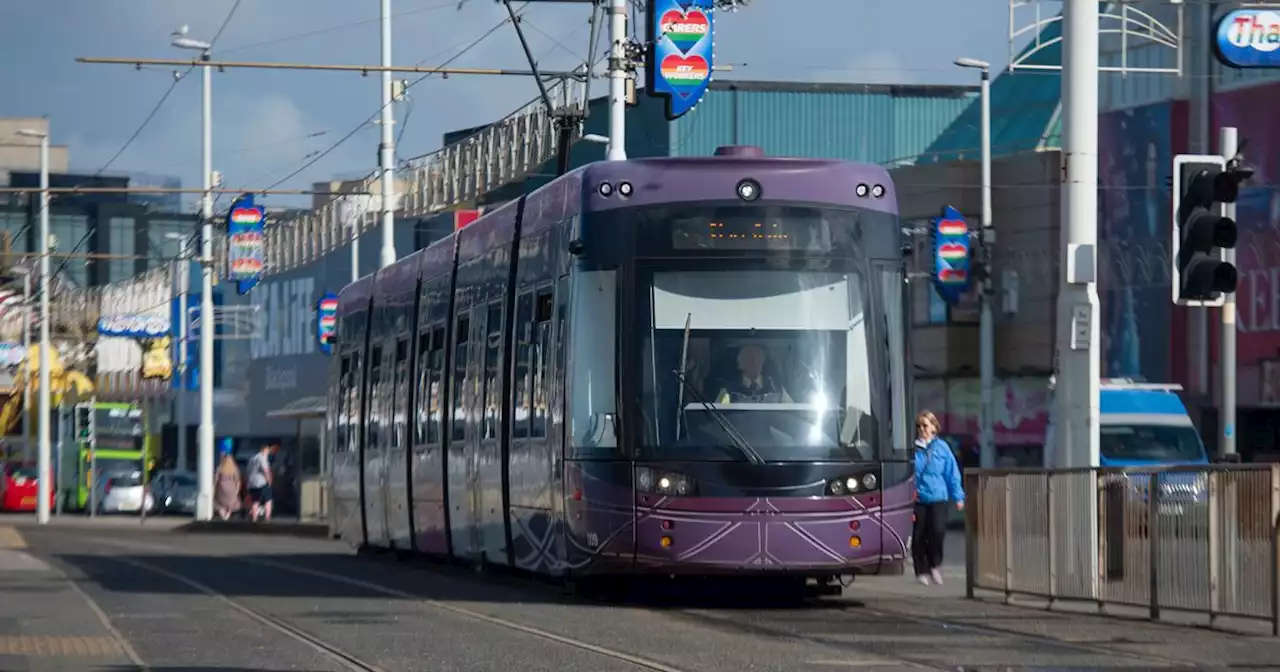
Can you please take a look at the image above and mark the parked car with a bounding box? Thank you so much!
[92,469,153,515]
[150,470,197,515]
[1,462,54,513]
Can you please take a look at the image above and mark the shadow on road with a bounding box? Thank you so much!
[47,548,881,613]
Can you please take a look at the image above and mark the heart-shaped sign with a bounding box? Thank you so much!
[938,268,968,283]
[938,242,968,260]
[660,54,710,97]
[660,9,709,54]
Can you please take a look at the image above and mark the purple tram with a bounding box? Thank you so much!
[328,146,914,590]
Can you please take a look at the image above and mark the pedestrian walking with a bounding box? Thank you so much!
[912,410,964,585]
[213,454,242,521]
[247,442,275,522]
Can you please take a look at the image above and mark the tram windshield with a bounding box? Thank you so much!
[640,269,879,462]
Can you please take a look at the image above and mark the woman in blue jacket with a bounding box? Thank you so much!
[913,410,965,585]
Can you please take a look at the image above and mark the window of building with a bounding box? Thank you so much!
[108,217,136,283]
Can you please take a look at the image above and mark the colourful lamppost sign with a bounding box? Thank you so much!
[647,0,715,120]
[932,205,972,306]
[317,292,338,355]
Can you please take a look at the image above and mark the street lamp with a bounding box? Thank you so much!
[954,56,994,469]
[172,26,215,520]
[16,128,51,525]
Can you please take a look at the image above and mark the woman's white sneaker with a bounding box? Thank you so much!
[930,568,944,585]
[916,574,932,585]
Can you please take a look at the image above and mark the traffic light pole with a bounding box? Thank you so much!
[1220,126,1238,461]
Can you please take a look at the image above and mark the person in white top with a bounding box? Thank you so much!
[716,343,793,404]
[246,442,275,522]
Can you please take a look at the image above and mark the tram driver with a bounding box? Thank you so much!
[715,343,793,404]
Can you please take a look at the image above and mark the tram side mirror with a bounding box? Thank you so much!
[567,239,585,256]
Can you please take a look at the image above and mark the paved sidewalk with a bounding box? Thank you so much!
[0,526,140,671]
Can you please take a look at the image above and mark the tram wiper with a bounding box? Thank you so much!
[672,368,765,465]
[671,313,763,464]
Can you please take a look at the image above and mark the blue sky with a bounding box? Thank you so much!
[0,0,1023,209]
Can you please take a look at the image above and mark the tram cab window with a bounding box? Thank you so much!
[640,270,878,462]
[568,270,618,455]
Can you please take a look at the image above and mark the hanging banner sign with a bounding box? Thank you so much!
[1214,9,1280,69]
[226,193,266,291]
[316,292,338,355]
[647,0,715,120]
[932,205,972,306]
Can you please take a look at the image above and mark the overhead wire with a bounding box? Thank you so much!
[263,2,533,192]
[28,0,244,303]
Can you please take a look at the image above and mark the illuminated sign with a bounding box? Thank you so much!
[932,205,972,306]
[1215,9,1280,69]
[646,0,715,120]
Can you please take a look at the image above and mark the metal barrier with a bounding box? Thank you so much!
[964,465,1280,634]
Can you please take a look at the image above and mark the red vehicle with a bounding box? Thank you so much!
[1,462,53,512]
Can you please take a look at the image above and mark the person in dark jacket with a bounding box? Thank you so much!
[912,410,965,585]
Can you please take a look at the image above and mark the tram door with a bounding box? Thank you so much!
[446,311,478,559]
[475,301,508,565]
[362,344,390,547]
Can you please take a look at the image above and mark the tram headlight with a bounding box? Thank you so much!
[871,183,886,198]
[618,181,633,197]
[827,471,881,496]
[855,183,869,198]
[598,181,614,197]
[736,178,761,202]
[636,467,697,497]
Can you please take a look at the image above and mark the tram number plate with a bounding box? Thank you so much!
[20,497,34,507]
[585,532,599,549]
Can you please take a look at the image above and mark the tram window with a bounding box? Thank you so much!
[513,292,534,440]
[368,346,383,452]
[415,332,431,446]
[569,270,618,452]
[483,302,503,440]
[451,316,470,442]
[532,287,554,439]
[553,276,568,430]
[348,355,362,457]
[427,326,445,444]
[394,338,409,451]
[337,356,351,453]
[879,265,908,458]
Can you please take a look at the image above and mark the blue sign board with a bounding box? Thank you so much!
[97,315,170,339]
[1215,9,1280,69]
[226,193,266,294]
[170,292,223,390]
[931,205,972,306]
[646,0,715,120]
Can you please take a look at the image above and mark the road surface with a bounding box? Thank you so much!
[1,518,1278,670]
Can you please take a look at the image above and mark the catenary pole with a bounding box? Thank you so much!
[379,0,397,268]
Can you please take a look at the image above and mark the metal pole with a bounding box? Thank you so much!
[978,67,995,470]
[175,247,189,472]
[1192,0,1213,399]
[378,0,397,269]
[22,274,31,464]
[54,402,64,516]
[1220,126,1238,460]
[89,399,97,517]
[1054,0,1101,602]
[196,52,215,521]
[606,0,627,161]
[1052,0,1101,470]
[36,134,51,526]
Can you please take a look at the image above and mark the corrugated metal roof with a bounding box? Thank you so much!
[669,81,976,164]
[915,15,1067,164]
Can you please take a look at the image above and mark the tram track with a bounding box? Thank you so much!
[76,534,692,672]
[70,532,1204,670]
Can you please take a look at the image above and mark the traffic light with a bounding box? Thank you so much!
[74,404,94,443]
[1171,154,1251,306]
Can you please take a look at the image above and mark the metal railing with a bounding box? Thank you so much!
[965,465,1280,634]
